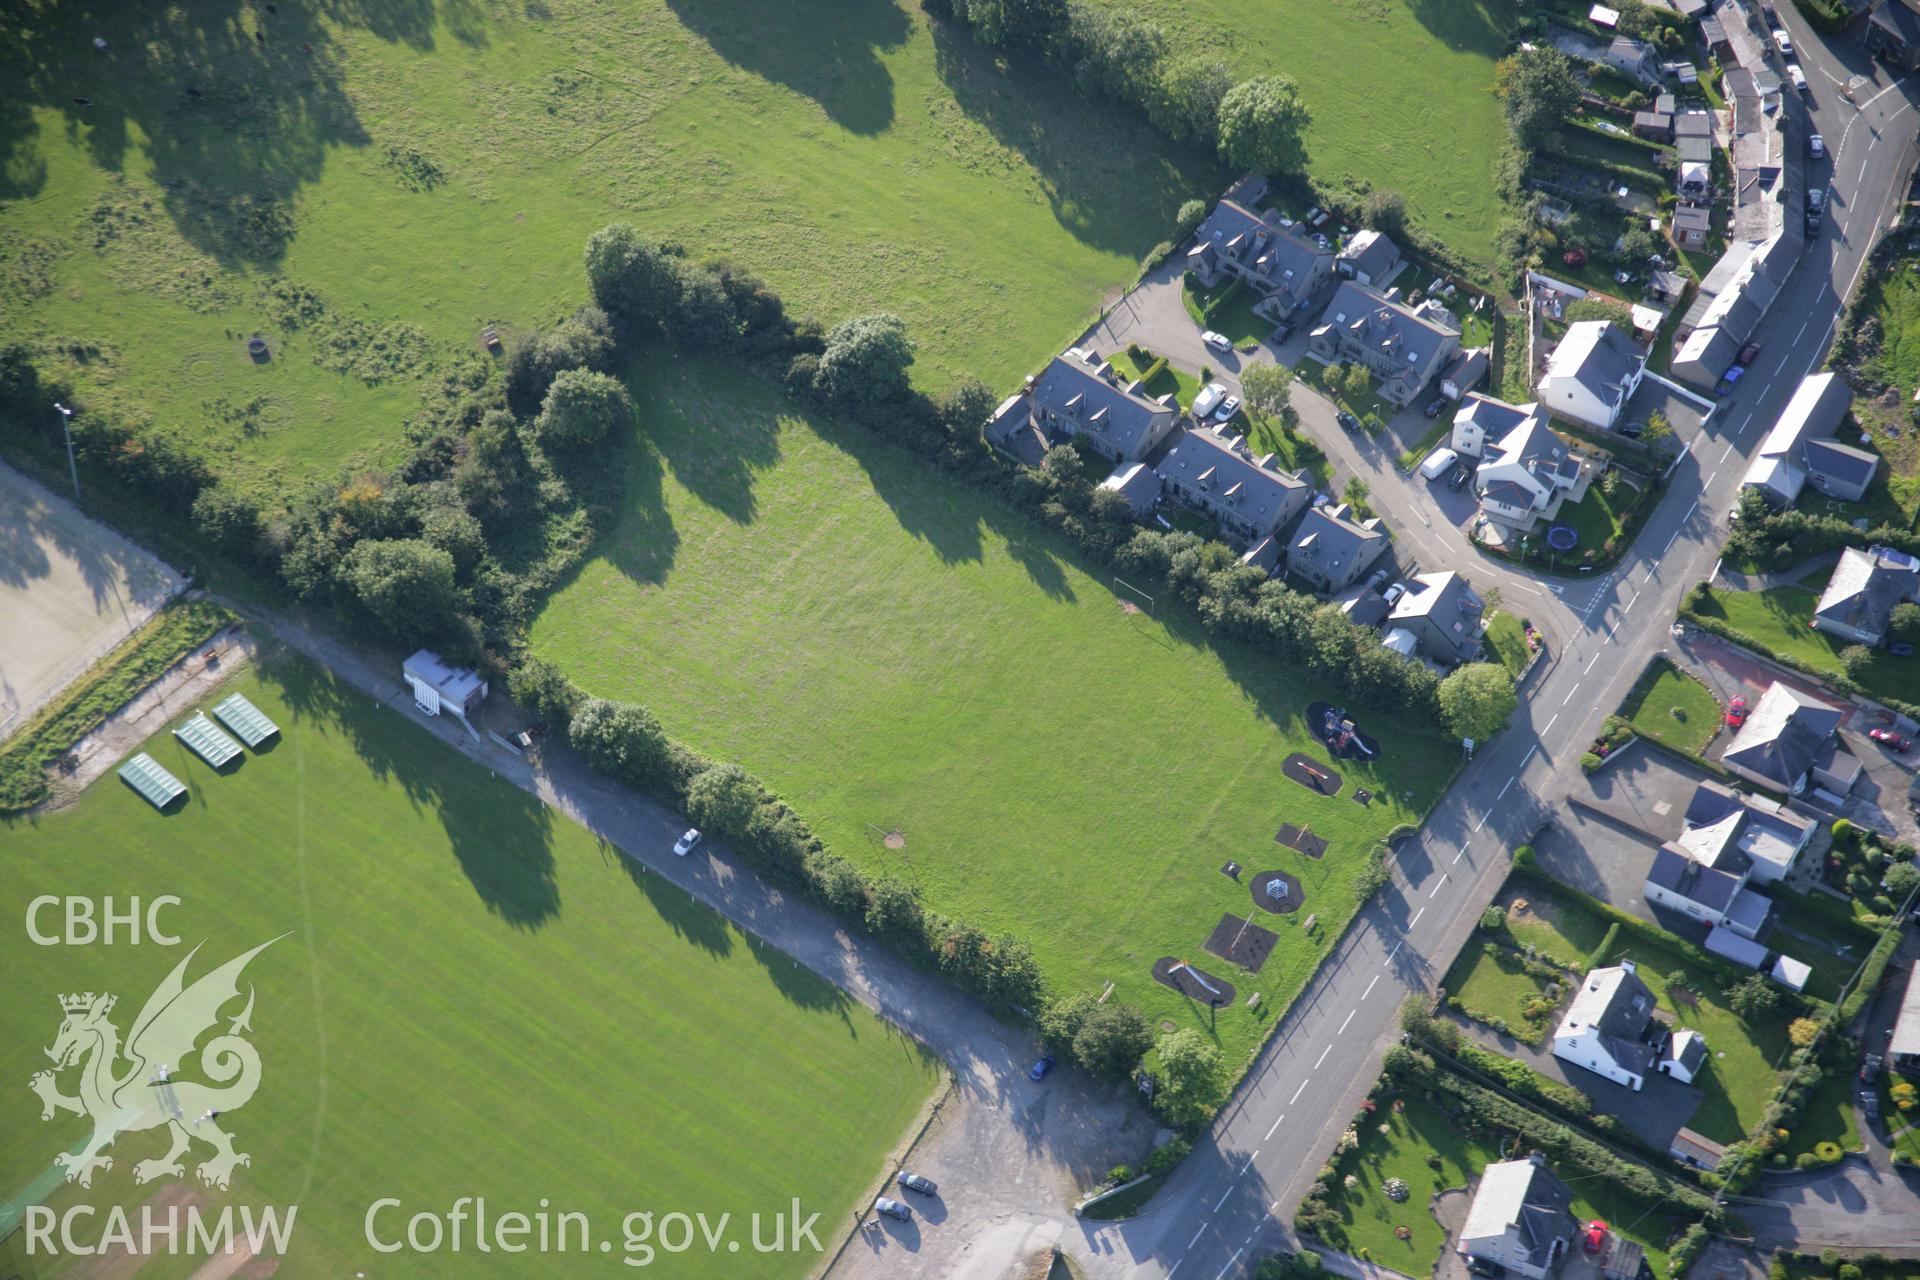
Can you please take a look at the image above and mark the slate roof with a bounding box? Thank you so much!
[1558,964,1660,1077]
[1871,0,1920,50]
[1666,1029,1709,1077]
[1892,962,1920,1060]
[1191,199,1333,304]
[1722,681,1849,788]
[1683,780,1812,879]
[1648,844,1747,912]
[1460,1156,1575,1268]
[1338,228,1401,280]
[1154,426,1309,534]
[1388,570,1485,662]
[1456,393,1541,442]
[1805,439,1881,490]
[1029,353,1174,461]
[1289,502,1388,583]
[1317,280,1461,374]
[1540,321,1644,421]
[1444,349,1491,396]
[1098,460,1161,515]
[1813,546,1920,641]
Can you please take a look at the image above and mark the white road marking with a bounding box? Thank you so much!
[1291,1079,1308,1104]
[1662,530,1679,556]
[1363,975,1380,1000]
[1214,1186,1233,1213]
[1562,684,1579,705]
[1586,651,1602,672]
[1410,906,1426,928]
[1339,1009,1357,1034]
[1497,773,1518,800]
[1169,1261,1184,1279]
[1241,1152,1260,1175]
[1685,497,1699,522]
[1216,1249,1245,1280]
[1453,844,1467,864]
[1385,940,1402,965]
[1720,441,1734,463]
[1543,712,1559,735]
[1622,590,1638,614]
[1520,745,1538,771]
[1473,811,1489,831]
[1266,1112,1287,1141]
[1314,1044,1333,1069]
[1795,317,1811,345]
[1190,1226,1207,1249]
[1430,874,1448,898]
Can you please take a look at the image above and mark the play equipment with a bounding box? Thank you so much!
[1546,524,1578,552]
[1320,706,1378,760]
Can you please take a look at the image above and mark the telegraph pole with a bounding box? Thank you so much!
[53,402,79,500]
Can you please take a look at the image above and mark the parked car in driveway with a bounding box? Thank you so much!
[1382,582,1407,606]
[1726,696,1748,728]
[1583,1221,1608,1254]
[1422,395,1448,418]
[1466,1260,1506,1279]
[1193,382,1227,419]
[1448,463,1472,491]
[1862,1089,1881,1125]
[897,1172,938,1196]
[1270,322,1294,344]
[1862,1052,1884,1084]
[1201,330,1231,353]
[1869,728,1910,752]
[1213,395,1241,423]
[1418,446,1459,480]
[874,1197,912,1222]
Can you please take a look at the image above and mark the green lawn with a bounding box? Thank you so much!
[1109,346,1203,412]
[1501,883,1789,1143]
[532,355,1456,1071]
[1324,1090,1683,1277]
[1689,577,1920,707]
[1184,277,1269,348]
[1617,657,1722,757]
[1847,249,1920,523]
[1781,1068,1862,1162]
[1247,417,1333,489]
[0,0,1221,501]
[1484,611,1532,678]
[1555,476,1629,556]
[1441,942,1556,1044]
[1769,889,1880,1002]
[0,653,936,1278]
[1101,0,1520,270]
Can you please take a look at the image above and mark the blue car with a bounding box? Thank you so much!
[1029,1055,1055,1081]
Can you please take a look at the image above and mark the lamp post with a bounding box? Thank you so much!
[53,402,79,501]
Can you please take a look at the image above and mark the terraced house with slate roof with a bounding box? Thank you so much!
[1307,280,1461,408]
[1187,199,1335,319]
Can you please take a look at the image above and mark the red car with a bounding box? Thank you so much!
[1869,728,1911,751]
[1584,1221,1608,1254]
[1725,696,1748,728]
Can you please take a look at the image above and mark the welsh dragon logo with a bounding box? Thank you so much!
[29,937,283,1191]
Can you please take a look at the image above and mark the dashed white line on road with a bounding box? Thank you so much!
[1685,497,1699,522]
[1474,811,1489,831]
[1363,974,1380,1000]
[1562,684,1579,705]
[1410,906,1426,928]
[1339,1009,1357,1034]
[1453,844,1467,864]
[1586,651,1602,672]
[1622,590,1638,614]
[1214,1186,1234,1213]
[1190,1225,1208,1248]
[1519,745,1539,772]
[1291,1079,1309,1104]
[1497,773,1518,800]
[1315,1044,1333,1068]
[1543,712,1559,735]
[1216,1249,1245,1280]
[1385,940,1402,965]
[1720,441,1734,462]
[1241,1152,1260,1176]
[1266,1112,1287,1141]
[1430,874,1448,898]
[1662,530,1679,556]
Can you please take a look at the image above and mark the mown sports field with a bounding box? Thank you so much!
[0,654,936,1279]
[533,357,1457,1069]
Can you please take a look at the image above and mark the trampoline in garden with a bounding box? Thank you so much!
[1545,524,1578,552]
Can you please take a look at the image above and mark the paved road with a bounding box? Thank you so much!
[1064,32,1920,1280]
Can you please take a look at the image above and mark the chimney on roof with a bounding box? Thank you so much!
[1620,959,1636,975]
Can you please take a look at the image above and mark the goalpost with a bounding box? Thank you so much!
[1113,576,1156,618]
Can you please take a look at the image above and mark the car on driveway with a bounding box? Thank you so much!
[1584,1222,1608,1254]
[897,1172,938,1196]
[1269,322,1294,344]
[1382,582,1408,607]
[1418,446,1459,480]
[1862,1052,1884,1084]
[1869,728,1911,752]
[1201,330,1231,353]
[1214,395,1241,423]
[1029,1055,1055,1081]
[1193,382,1227,419]
[874,1197,912,1222]
[1809,133,1825,159]
[1448,463,1472,492]
[1862,1089,1881,1125]
[1422,395,1448,418]
[673,828,703,856]
[1466,1260,1506,1279]
[1726,696,1748,728]
[1773,28,1793,54]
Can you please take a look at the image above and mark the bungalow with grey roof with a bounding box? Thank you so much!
[1537,321,1646,431]
[1721,681,1861,797]
[1307,280,1462,408]
[1811,545,1920,647]
[1014,349,1179,465]
[1335,228,1403,287]
[1153,425,1312,546]
[1187,200,1335,317]
[1891,963,1920,1073]
[1682,780,1814,885]
[1455,1155,1576,1280]
[1385,569,1485,666]
[1643,783,1784,939]
[1742,372,1879,507]
[1287,502,1390,595]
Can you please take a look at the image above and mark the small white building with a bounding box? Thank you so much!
[1537,321,1647,431]
[403,649,488,720]
[1456,1155,1576,1280]
[1551,961,1705,1090]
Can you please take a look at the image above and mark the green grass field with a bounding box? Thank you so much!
[1780,1069,1862,1162]
[1690,578,1920,707]
[1483,612,1531,677]
[532,355,1456,1068]
[1617,657,1721,757]
[1501,883,1788,1144]
[0,0,1220,500]
[1104,0,1519,269]
[1441,942,1555,1044]
[0,653,936,1278]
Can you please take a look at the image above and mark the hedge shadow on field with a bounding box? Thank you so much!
[927,18,1223,258]
[1402,0,1517,60]
[260,655,560,928]
[0,0,481,257]
[662,0,911,137]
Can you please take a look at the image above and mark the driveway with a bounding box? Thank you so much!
[1535,790,1666,913]
[1735,1158,1920,1253]
[228,603,1161,1280]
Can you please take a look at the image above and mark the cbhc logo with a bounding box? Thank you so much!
[26,896,183,945]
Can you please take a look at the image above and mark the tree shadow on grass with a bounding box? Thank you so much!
[260,654,561,929]
[660,0,910,137]
[1401,0,1517,60]
[0,0,463,261]
[926,17,1225,257]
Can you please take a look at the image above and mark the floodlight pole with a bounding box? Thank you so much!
[54,402,79,500]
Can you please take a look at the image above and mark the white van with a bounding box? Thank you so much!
[1418,446,1459,480]
[1192,382,1227,419]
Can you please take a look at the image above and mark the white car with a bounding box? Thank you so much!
[1201,330,1231,353]
[1809,133,1825,159]
[1772,28,1793,54]
[1213,394,1241,423]
[1418,446,1459,480]
[1786,63,1807,91]
[673,828,702,857]
[1192,381,1227,419]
